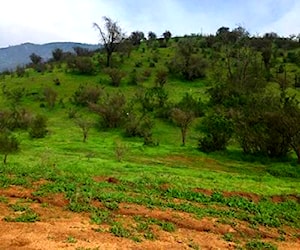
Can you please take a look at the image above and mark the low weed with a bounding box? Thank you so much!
[0,196,8,203]
[110,222,131,238]
[90,209,112,224]
[4,211,40,222]
[245,240,277,250]
[65,235,77,243]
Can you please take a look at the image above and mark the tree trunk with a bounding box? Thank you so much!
[106,52,112,67]
[181,127,186,146]
[3,154,7,164]
[296,148,300,164]
[83,131,87,143]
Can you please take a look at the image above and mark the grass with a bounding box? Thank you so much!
[0,42,299,248]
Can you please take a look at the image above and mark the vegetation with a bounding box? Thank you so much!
[0,20,300,248]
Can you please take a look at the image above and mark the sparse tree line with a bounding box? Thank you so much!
[1,17,300,164]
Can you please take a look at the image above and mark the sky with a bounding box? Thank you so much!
[1,0,300,48]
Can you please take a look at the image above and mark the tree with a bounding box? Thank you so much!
[0,131,19,164]
[171,108,194,146]
[148,31,157,41]
[29,53,42,65]
[73,46,91,56]
[163,30,172,42]
[169,38,207,80]
[93,16,124,67]
[147,31,157,48]
[52,48,63,61]
[198,111,233,152]
[75,117,93,142]
[129,31,145,46]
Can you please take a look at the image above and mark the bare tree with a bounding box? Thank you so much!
[93,16,124,67]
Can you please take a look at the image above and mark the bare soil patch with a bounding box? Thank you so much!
[0,185,299,249]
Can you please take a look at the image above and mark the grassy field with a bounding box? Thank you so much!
[0,43,299,249]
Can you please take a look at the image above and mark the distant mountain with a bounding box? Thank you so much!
[0,42,100,72]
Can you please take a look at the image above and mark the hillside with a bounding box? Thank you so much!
[0,42,100,72]
[0,32,300,249]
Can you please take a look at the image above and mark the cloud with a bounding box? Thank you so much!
[0,0,299,48]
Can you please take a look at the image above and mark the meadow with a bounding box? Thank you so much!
[0,37,299,249]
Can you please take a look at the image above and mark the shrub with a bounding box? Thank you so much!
[72,84,103,106]
[43,87,57,109]
[29,114,48,138]
[198,112,233,152]
[67,56,95,75]
[155,68,168,87]
[104,68,126,87]
[0,108,32,131]
[0,131,19,164]
[89,92,126,128]
[15,66,26,77]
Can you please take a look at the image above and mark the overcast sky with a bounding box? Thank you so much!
[1,0,299,48]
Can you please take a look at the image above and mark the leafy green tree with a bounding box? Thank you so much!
[169,38,207,80]
[129,31,145,46]
[171,108,194,146]
[176,93,204,118]
[29,53,42,65]
[0,131,19,164]
[198,111,233,152]
[163,30,172,43]
[52,48,63,61]
[148,31,157,41]
[75,117,93,142]
[93,16,124,67]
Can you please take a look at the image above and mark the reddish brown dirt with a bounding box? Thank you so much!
[0,185,299,249]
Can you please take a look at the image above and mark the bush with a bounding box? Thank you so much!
[72,84,103,106]
[43,87,57,109]
[104,68,126,87]
[198,112,233,152]
[67,56,95,75]
[155,68,168,87]
[127,70,139,86]
[15,66,26,77]
[0,108,32,131]
[29,114,48,138]
[0,131,19,164]
[89,92,126,128]
[176,92,205,117]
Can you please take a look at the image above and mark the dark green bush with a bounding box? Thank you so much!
[198,112,233,152]
[29,114,48,138]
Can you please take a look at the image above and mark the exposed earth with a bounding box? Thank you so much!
[0,184,299,250]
